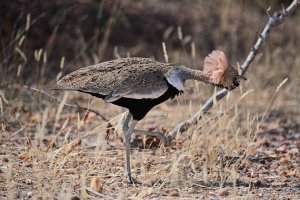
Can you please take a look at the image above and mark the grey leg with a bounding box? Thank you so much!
[124,120,138,183]
[122,112,132,133]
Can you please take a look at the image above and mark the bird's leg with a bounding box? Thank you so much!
[123,119,138,183]
[122,112,132,133]
[123,112,169,145]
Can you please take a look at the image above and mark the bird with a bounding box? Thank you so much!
[53,50,246,183]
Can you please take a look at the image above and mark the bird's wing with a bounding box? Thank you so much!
[56,57,170,101]
[104,89,132,102]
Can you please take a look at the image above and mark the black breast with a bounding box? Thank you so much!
[82,83,181,121]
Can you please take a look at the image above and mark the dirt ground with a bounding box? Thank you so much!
[1,85,300,199]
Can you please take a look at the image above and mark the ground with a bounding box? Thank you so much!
[1,84,300,199]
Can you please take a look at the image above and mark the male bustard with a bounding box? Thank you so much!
[54,50,246,183]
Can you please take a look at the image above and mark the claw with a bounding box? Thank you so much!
[126,173,133,184]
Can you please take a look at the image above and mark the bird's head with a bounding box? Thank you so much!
[203,50,246,90]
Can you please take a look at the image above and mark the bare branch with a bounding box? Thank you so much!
[24,85,109,122]
[168,0,299,138]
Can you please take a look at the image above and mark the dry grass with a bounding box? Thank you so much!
[1,0,300,199]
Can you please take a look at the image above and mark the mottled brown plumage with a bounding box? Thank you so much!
[57,58,172,101]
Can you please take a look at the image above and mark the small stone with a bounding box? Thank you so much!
[270,162,279,170]
[217,188,229,196]
[282,177,289,182]
[286,170,296,176]
[288,148,299,155]
[71,196,80,200]
[170,189,179,197]
[277,146,286,152]
[257,193,263,198]
[25,179,33,184]
[2,157,9,162]
[252,179,261,186]
[27,191,33,198]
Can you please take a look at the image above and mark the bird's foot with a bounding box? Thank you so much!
[126,172,133,184]
[133,129,170,146]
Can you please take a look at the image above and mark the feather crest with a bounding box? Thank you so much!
[203,50,228,84]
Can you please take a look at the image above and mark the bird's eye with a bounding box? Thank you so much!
[231,71,235,75]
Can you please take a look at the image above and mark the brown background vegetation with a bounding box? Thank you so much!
[1,0,300,199]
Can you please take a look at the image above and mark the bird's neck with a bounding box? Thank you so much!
[181,67,211,83]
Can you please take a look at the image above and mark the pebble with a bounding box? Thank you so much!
[217,188,229,196]
[170,189,179,197]
[288,148,299,155]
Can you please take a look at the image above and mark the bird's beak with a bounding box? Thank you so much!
[238,75,247,80]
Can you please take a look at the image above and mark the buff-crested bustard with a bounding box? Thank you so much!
[53,50,246,183]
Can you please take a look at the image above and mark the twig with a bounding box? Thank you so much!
[167,0,299,138]
[24,85,109,122]
[86,187,109,199]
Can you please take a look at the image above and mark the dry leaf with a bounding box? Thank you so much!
[47,139,56,149]
[286,170,296,177]
[19,152,31,162]
[90,177,103,193]
[217,188,229,196]
[265,121,281,131]
[30,112,42,123]
[279,157,289,165]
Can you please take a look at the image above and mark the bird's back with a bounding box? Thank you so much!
[57,57,173,101]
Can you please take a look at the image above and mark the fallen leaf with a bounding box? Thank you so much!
[286,170,296,177]
[19,152,31,162]
[217,188,229,196]
[90,177,103,193]
[282,177,289,182]
[30,112,42,123]
[279,157,289,165]
[47,139,56,149]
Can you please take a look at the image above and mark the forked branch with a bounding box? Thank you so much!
[168,0,299,138]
